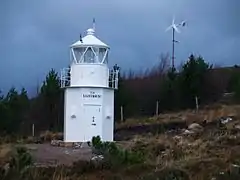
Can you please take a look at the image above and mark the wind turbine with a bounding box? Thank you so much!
[166,16,186,70]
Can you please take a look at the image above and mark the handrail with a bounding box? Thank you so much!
[60,67,119,89]
[109,69,119,89]
[60,68,70,88]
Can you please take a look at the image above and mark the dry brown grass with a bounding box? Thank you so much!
[117,104,240,129]
[0,144,14,167]
[2,104,240,179]
[39,131,63,142]
[116,118,240,179]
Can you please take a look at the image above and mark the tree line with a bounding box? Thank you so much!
[0,54,240,136]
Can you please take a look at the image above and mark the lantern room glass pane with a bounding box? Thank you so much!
[104,51,108,64]
[73,48,85,62]
[99,48,107,63]
[92,47,99,63]
[84,47,95,63]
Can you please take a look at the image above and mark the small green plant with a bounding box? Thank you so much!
[11,146,33,170]
[1,146,33,180]
[91,136,145,169]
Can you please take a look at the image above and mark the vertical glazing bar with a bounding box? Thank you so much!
[115,70,119,89]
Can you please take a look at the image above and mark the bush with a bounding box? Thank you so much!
[91,136,145,169]
[0,146,33,180]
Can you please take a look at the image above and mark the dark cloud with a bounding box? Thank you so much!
[0,0,239,93]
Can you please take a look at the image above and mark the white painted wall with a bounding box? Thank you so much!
[70,64,109,87]
[102,88,114,141]
[64,87,114,142]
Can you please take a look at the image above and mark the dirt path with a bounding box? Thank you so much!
[25,144,92,166]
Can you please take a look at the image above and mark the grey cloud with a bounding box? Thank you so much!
[0,0,239,94]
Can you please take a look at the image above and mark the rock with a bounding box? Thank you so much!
[91,154,104,161]
[188,123,203,132]
[72,142,90,149]
[173,135,182,140]
[73,142,82,148]
[220,117,233,124]
[183,129,195,135]
[51,140,62,146]
[230,164,240,174]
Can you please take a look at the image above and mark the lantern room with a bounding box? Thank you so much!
[70,28,109,65]
[64,28,111,87]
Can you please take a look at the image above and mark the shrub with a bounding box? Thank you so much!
[0,146,33,180]
[91,136,145,169]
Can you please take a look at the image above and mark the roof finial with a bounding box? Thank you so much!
[92,18,96,31]
[80,34,83,43]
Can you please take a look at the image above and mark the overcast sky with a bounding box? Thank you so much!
[0,0,239,94]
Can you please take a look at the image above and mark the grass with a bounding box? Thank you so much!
[2,104,240,179]
[117,104,240,129]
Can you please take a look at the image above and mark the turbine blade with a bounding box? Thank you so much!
[172,16,175,25]
[165,25,172,32]
[173,24,180,33]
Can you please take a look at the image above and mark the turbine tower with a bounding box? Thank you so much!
[166,16,186,70]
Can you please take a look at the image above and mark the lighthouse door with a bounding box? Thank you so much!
[83,104,102,141]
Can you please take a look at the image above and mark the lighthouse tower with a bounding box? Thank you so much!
[60,22,119,143]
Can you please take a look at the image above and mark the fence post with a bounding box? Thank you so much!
[32,124,35,137]
[120,106,124,122]
[156,101,159,116]
[195,96,199,113]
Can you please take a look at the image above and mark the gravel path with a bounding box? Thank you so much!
[25,144,92,166]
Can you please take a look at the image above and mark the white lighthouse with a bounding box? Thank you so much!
[60,22,119,143]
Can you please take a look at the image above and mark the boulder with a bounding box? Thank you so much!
[188,123,203,132]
